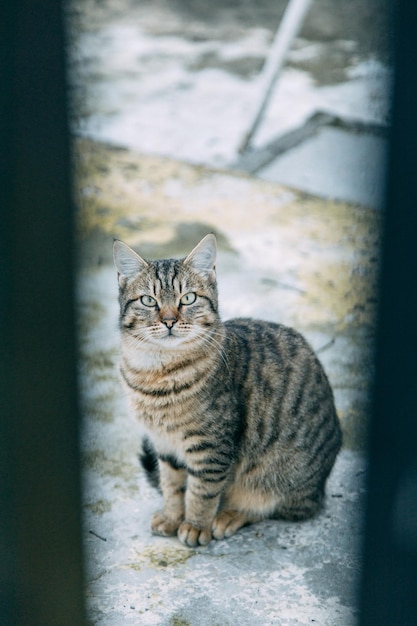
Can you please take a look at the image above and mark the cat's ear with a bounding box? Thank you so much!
[184,234,217,277]
[113,240,148,281]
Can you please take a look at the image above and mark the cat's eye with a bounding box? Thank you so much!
[141,294,157,307]
[180,292,197,305]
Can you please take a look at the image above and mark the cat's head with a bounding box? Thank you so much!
[113,234,220,348]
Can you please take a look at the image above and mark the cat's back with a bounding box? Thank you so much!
[224,317,322,373]
[224,318,340,438]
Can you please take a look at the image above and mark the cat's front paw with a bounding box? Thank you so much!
[178,521,211,547]
[151,511,181,537]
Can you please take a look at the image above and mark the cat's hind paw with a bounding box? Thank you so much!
[212,510,258,540]
[151,511,181,537]
[178,521,211,547]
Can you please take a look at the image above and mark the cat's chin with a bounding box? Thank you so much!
[152,333,190,349]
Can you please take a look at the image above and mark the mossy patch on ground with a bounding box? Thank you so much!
[126,544,198,572]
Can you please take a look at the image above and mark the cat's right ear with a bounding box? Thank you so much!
[113,240,148,283]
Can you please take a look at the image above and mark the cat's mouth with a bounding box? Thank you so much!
[161,322,193,341]
[144,322,198,346]
[164,328,190,342]
[150,327,188,345]
[159,326,199,347]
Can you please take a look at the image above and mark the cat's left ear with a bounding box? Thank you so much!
[184,234,217,278]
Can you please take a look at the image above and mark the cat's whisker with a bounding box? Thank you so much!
[193,329,230,373]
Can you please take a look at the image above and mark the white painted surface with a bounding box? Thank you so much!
[259,127,387,208]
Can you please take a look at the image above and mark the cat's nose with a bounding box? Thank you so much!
[162,316,177,329]
[159,305,178,328]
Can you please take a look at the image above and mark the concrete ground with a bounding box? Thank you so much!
[70,1,389,623]
[75,139,380,625]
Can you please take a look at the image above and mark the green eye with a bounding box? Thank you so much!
[141,295,157,307]
[180,292,197,305]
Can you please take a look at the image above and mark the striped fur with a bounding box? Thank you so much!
[113,235,342,547]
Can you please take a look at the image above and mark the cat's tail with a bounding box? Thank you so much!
[139,436,160,490]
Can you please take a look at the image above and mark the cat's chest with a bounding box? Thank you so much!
[122,343,165,371]
[122,353,204,430]
[143,425,186,462]
[121,341,216,454]
[121,341,211,401]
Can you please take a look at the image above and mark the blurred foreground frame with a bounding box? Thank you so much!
[0,0,86,625]
[359,1,417,623]
[0,2,416,626]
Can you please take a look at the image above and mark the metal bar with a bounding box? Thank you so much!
[238,0,313,154]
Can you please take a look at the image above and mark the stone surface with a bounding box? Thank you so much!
[75,138,380,625]
[258,127,387,209]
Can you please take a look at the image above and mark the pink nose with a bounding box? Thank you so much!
[161,316,177,329]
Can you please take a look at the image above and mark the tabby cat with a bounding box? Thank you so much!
[113,234,342,547]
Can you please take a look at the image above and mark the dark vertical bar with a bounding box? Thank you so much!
[0,3,17,621]
[359,1,417,624]
[0,1,86,625]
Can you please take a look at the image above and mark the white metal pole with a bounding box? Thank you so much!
[239,0,313,153]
